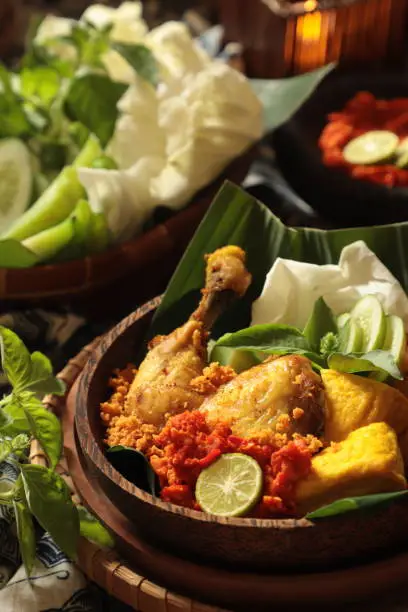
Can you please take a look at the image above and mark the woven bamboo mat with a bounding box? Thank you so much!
[29,338,230,612]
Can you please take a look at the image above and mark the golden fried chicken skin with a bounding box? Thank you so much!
[200,354,325,440]
[125,246,252,427]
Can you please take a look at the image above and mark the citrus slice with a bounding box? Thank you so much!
[337,313,351,329]
[382,314,406,364]
[343,131,398,165]
[0,139,32,234]
[338,318,363,353]
[195,453,263,517]
[349,295,386,352]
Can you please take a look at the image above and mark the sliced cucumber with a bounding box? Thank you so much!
[338,319,363,353]
[382,315,406,364]
[349,295,386,352]
[0,139,32,234]
[210,345,259,373]
[343,131,398,165]
[337,313,351,329]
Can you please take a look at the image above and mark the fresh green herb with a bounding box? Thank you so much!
[306,491,408,520]
[78,505,115,548]
[13,498,36,576]
[303,297,337,352]
[327,350,403,380]
[0,326,114,574]
[107,445,159,496]
[113,43,159,87]
[320,332,339,356]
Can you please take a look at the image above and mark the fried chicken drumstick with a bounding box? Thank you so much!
[125,246,252,427]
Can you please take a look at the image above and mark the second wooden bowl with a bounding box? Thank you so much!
[74,298,408,572]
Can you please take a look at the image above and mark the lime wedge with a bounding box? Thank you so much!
[210,345,259,373]
[338,319,363,353]
[382,315,406,364]
[0,139,32,234]
[337,313,351,329]
[195,453,263,517]
[343,131,398,165]
[396,151,408,169]
[349,295,386,352]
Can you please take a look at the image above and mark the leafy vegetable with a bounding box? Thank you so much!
[151,181,408,339]
[0,325,114,574]
[13,499,36,576]
[214,324,310,353]
[20,464,79,559]
[107,445,159,496]
[303,298,337,353]
[78,505,114,548]
[327,351,403,380]
[113,43,159,87]
[306,491,408,519]
[65,73,127,146]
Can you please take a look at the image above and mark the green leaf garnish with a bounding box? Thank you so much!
[65,72,127,146]
[214,324,310,353]
[107,445,159,496]
[0,434,30,464]
[327,350,403,380]
[306,490,408,519]
[13,498,36,576]
[20,392,62,469]
[20,464,80,559]
[303,297,337,353]
[78,505,115,548]
[113,43,159,87]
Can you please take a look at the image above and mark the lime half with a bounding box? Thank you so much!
[0,139,32,234]
[382,315,406,364]
[195,453,263,517]
[350,295,386,352]
[343,131,398,165]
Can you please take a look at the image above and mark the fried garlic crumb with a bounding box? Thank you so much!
[190,362,236,395]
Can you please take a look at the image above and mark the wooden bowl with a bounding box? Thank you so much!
[0,149,253,319]
[75,297,408,573]
[272,71,408,228]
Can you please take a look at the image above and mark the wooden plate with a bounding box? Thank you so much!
[58,341,408,610]
[74,298,408,574]
[272,71,408,227]
[0,149,254,318]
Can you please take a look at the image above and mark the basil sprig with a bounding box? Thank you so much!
[0,326,114,575]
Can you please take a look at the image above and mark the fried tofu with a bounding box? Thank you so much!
[296,422,406,515]
[322,369,408,464]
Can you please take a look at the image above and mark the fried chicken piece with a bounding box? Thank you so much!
[125,246,252,427]
[200,355,325,441]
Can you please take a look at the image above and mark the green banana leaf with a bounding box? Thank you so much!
[148,181,408,519]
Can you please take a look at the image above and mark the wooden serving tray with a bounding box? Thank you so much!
[34,338,408,612]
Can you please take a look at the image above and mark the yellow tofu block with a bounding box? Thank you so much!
[322,369,408,464]
[296,422,406,515]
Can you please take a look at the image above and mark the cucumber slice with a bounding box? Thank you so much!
[338,319,363,353]
[337,313,351,329]
[0,139,32,234]
[210,345,259,373]
[349,295,386,352]
[382,315,406,364]
[343,131,398,165]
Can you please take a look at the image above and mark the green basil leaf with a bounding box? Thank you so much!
[0,434,29,463]
[0,65,33,138]
[65,72,127,146]
[303,297,337,352]
[0,397,30,436]
[21,392,62,469]
[214,323,310,353]
[78,505,115,548]
[327,350,402,380]
[28,352,65,396]
[113,43,159,87]
[306,490,408,520]
[13,499,36,576]
[0,327,32,391]
[20,464,79,559]
[20,67,61,107]
[107,445,159,496]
